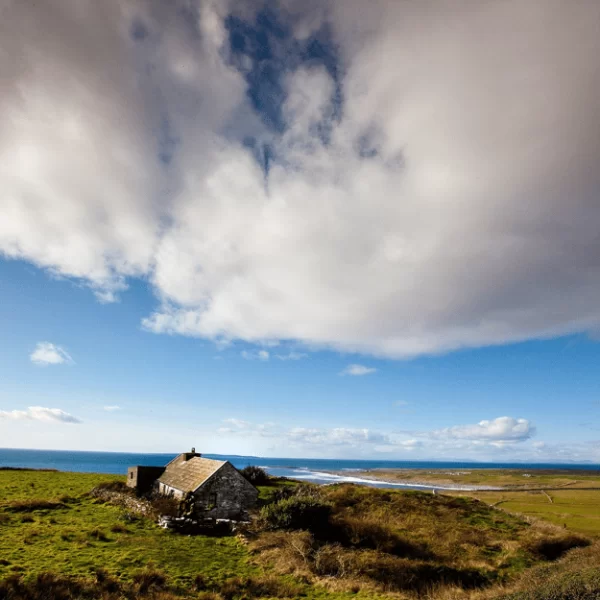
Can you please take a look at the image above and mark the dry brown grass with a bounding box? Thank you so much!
[5,499,67,513]
[248,484,594,597]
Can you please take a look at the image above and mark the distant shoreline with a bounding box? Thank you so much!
[327,467,600,492]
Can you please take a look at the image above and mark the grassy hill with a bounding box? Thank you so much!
[0,470,598,600]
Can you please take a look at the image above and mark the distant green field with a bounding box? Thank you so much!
[450,489,600,536]
[358,468,600,489]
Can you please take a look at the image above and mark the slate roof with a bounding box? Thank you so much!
[158,456,226,493]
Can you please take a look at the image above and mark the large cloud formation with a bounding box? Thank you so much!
[2,0,600,357]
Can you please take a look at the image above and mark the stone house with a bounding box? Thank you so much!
[127,450,258,520]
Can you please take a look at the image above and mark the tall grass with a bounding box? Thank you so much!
[249,484,593,596]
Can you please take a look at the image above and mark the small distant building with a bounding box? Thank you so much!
[127,449,258,520]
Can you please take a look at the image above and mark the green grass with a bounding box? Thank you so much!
[0,472,251,587]
[357,468,600,489]
[0,471,385,600]
[451,489,600,536]
[1,471,596,600]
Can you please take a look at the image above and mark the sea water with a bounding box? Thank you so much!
[1,448,597,490]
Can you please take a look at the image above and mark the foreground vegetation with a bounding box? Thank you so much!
[1,469,599,599]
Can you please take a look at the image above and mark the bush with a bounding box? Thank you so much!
[0,571,179,600]
[6,500,66,513]
[219,575,304,599]
[337,515,432,558]
[132,569,168,594]
[149,495,180,518]
[240,465,271,486]
[88,528,109,542]
[525,534,590,561]
[259,497,332,533]
[499,567,600,600]
[91,480,129,493]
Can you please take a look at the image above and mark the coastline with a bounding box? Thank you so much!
[326,467,600,492]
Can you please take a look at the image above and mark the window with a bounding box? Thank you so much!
[130,472,133,479]
[209,493,217,506]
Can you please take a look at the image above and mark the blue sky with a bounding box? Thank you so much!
[1,258,599,460]
[1,1,600,461]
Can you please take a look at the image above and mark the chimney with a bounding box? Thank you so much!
[182,447,201,461]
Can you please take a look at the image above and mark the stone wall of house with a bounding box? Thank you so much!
[127,466,166,494]
[158,481,185,499]
[192,463,258,519]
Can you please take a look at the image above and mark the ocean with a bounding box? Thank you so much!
[1,448,598,491]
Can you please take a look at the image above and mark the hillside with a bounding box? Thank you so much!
[0,470,598,600]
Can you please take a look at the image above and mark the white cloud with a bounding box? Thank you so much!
[30,342,73,366]
[430,417,535,444]
[395,400,409,407]
[4,1,600,358]
[289,427,390,447]
[218,418,277,436]
[241,350,270,361]
[275,351,308,361]
[103,405,121,412]
[340,364,377,376]
[215,415,540,457]
[0,406,81,424]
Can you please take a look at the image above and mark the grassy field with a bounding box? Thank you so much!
[354,468,600,490]
[454,489,600,536]
[1,469,599,600]
[350,469,600,537]
[0,470,383,599]
[0,471,252,585]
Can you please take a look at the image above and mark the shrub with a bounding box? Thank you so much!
[88,528,109,542]
[259,497,332,534]
[92,480,130,493]
[525,534,590,561]
[132,569,168,594]
[219,575,304,599]
[110,523,129,534]
[499,567,600,600]
[6,500,65,513]
[240,465,271,486]
[0,570,180,600]
[58,495,78,504]
[149,495,180,518]
[337,515,432,558]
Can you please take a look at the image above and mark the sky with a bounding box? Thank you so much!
[1,0,599,462]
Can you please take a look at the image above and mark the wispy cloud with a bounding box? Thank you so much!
[103,405,121,412]
[0,406,81,424]
[275,351,308,361]
[340,364,377,376]
[429,416,535,445]
[30,342,73,366]
[215,415,539,457]
[218,418,277,437]
[241,350,270,361]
